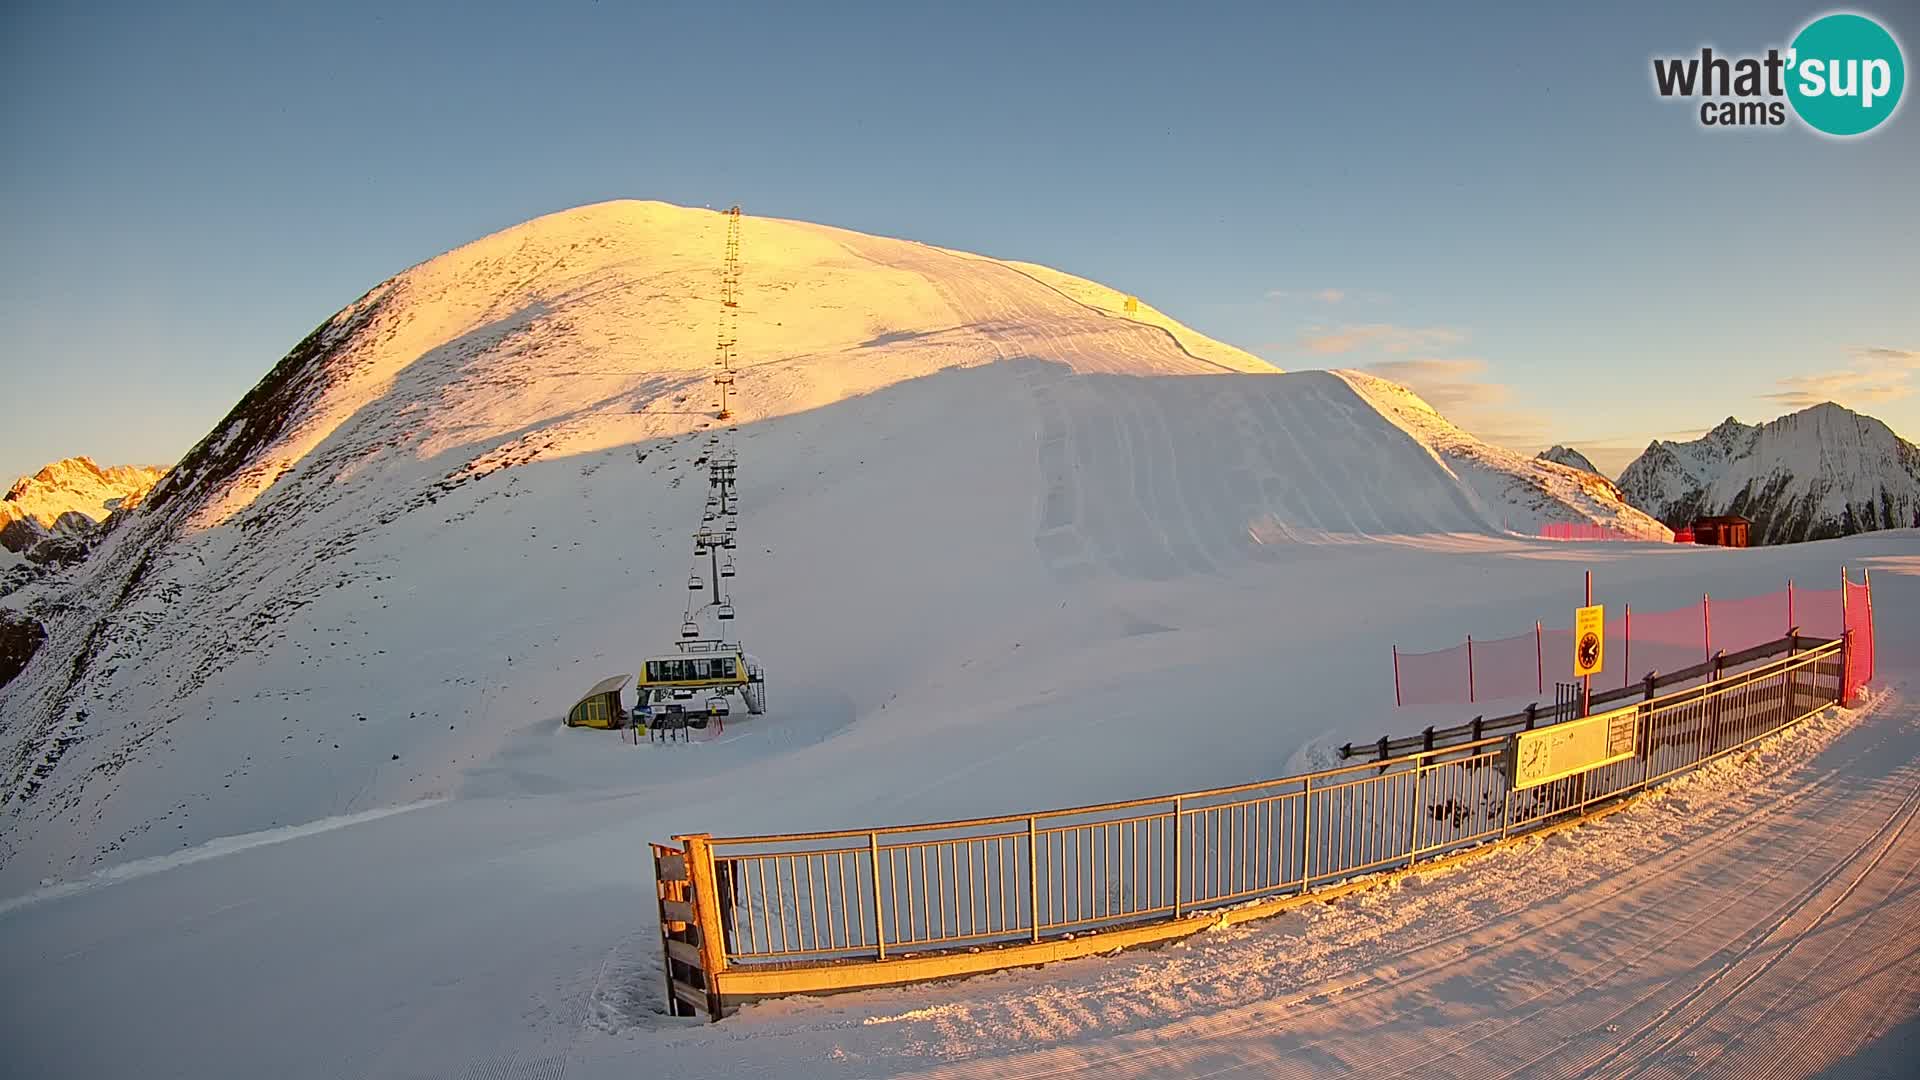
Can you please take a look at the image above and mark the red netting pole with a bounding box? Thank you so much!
[1624,603,1632,689]
[1393,645,1402,707]
[1703,593,1712,668]
[1841,567,1853,702]
[1467,634,1476,704]
[1787,578,1795,636]
[1535,620,1543,694]
[1865,568,1877,685]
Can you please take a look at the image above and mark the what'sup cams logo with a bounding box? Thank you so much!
[1653,11,1905,135]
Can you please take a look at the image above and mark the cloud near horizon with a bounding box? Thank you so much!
[1295,323,1465,355]
[1265,287,1350,304]
[1765,346,1920,409]
[1359,355,1550,450]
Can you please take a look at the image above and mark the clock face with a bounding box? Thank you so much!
[1521,740,1547,776]
[1578,632,1601,670]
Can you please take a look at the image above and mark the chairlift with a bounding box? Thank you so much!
[680,620,699,639]
[688,574,704,590]
[720,559,736,578]
[724,517,738,533]
[716,602,735,621]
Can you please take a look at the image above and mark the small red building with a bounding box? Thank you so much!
[1688,515,1751,547]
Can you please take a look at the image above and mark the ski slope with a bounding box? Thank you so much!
[1,200,1660,888]
[0,535,1910,1080]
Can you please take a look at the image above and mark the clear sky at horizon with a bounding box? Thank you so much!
[2,1,1915,481]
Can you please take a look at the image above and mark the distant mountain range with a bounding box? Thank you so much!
[1536,445,1600,476]
[1616,402,1920,544]
[2,456,166,565]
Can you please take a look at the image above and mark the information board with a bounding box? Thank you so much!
[1509,704,1638,790]
[1573,603,1605,677]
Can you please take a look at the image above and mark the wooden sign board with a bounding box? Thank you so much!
[1509,704,1637,790]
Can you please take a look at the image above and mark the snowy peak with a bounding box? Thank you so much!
[1,456,166,551]
[1535,445,1600,476]
[1617,402,1920,543]
[1336,372,1667,538]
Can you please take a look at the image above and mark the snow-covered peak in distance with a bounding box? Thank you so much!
[1535,445,1600,476]
[1,457,166,547]
[1618,401,1920,543]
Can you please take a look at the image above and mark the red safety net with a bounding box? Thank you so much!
[1393,579,1859,707]
[1795,587,1844,640]
[1845,575,1875,702]
[1394,641,1470,706]
[1540,523,1636,542]
[1471,630,1544,701]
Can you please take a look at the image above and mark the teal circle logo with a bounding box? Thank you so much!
[1786,13,1905,136]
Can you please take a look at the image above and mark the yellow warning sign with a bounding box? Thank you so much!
[1509,705,1637,789]
[1573,603,1605,677]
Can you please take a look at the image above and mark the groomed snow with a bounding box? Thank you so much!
[0,534,1910,1079]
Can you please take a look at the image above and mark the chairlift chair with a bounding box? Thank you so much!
[680,620,699,639]
[724,518,738,533]
[688,574,704,590]
[716,602,735,621]
[720,559,735,578]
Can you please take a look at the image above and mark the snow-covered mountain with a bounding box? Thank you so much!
[1536,445,1600,476]
[1,457,166,553]
[1338,376,1666,540]
[0,199,1666,886]
[1617,403,1920,544]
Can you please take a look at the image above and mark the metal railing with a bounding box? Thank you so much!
[668,637,1846,983]
[1353,631,1822,763]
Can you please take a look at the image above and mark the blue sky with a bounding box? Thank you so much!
[2,1,1915,480]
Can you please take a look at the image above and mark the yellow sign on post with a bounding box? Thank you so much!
[1573,603,1605,677]
[1509,704,1638,789]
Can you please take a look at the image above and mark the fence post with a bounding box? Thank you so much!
[1171,798,1183,919]
[1299,777,1312,894]
[1377,735,1390,765]
[1841,568,1852,704]
[870,831,886,960]
[1422,726,1435,752]
[1703,593,1712,668]
[1027,816,1041,942]
[1471,715,1484,742]
[1865,568,1876,686]
[1467,635,1476,704]
[1408,757,1423,868]
[682,834,729,1018]
[1525,703,1537,730]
